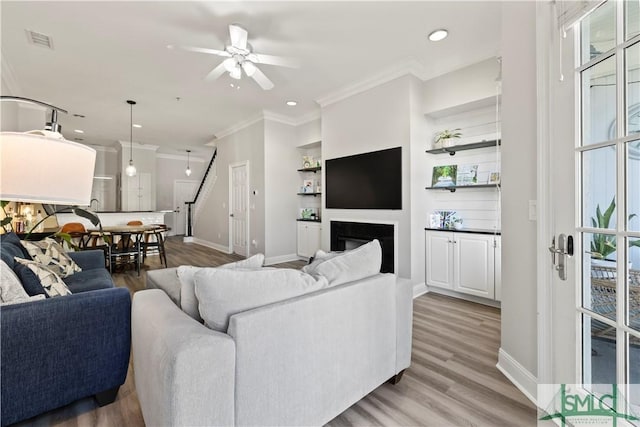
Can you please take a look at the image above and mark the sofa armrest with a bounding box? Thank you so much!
[69,249,105,270]
[132,289,235,427]
[0,287,131,426]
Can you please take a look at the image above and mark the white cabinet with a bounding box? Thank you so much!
[425,230,501,301]
[297,222,321,258]
[124,172,153,211]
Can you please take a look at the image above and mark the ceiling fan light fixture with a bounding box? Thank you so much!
[229,66,242,80]
[223,57,237,72]
[428,29,448,42]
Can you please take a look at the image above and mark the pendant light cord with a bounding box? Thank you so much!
[129,102,133,161]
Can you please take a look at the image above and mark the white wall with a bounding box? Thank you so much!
[321,75,413,278]
[264,120,299,261]
[296,118,321,146]
[500,0,538,378]
[423,58,501,116]
[194,120,265,255]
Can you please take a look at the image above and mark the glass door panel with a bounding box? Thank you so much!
[582,57,617,145]
[582,146,617,229]
[581,0,616,63]
[627,42,640,136]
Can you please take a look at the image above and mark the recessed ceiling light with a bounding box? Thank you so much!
[286,101,297,106]
[133,124,142,128]
[74,129,84,134]
[428,29,448,42]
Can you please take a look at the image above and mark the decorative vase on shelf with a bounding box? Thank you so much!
[442,138,456,148]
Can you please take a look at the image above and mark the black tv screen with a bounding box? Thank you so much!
[326,147,402,209]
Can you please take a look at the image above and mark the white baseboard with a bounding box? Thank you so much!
[496,348,538,406]
[413,282,428,299]
[425,286,501,308]
[264,254,299,266]
[191,238,232,254]
[183,236,194,243]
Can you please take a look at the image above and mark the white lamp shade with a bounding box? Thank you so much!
[185,167,192,176]
[125,162,137,177]
[0,130,97,205]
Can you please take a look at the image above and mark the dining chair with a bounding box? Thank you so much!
[142,225,168,267]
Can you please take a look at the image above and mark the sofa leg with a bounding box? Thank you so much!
[388,370,405,385]
[95,386,120,406]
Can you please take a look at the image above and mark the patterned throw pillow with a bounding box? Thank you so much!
[13,258,72,297]
[21,238,82,278]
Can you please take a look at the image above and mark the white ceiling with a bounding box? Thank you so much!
[1,1,502,156]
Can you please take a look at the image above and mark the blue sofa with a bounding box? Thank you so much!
[0,233,131,426]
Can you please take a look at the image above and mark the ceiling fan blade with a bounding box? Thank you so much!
[250,53,300,69]
[205,62,228,81]
[250,66,274,90]
[168,44,230,57]
[229,24,248,50]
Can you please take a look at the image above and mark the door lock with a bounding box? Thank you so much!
[548,234,573,280]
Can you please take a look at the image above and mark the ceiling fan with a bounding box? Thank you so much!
[168,24,298,90]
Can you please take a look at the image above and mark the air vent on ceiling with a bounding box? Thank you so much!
[25,30,53,49]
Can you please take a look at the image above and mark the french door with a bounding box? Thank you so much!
[545,0,640,418]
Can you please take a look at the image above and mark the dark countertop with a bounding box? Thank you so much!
[425,227,501,236]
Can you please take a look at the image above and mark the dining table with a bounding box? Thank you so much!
[87,224,165,275]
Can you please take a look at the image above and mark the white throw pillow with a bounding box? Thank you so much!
[194,268,328,332]
[309,239,382,286]
[176,253,266,321]
[0,260,33,304]
[302,249,342,274]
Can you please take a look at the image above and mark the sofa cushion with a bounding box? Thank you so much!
[0,260,45,305]
[176,254,266,322]
[21,238,82,278]
[0,233,32,260]
[14,258,72,297]
[63,268,114,293]
[303,239,382,286]
[194,268,328,332]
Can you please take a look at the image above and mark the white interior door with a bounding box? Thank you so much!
[173,180,197,236]
[540,0,640,417]
[230,162,249,256]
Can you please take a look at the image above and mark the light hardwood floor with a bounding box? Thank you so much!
[14,237,537,427]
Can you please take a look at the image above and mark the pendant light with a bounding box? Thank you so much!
[185,150,192,176]
[125,99,137,177]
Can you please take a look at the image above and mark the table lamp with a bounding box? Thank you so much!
[0,97,99,234]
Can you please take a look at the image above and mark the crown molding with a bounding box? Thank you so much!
[87,144,117,153]
[315,58,425,108]
[1,53,21,95]
[156,153,206,162]
[118,140,159,151]
[295,110,321,126]
[212,112,264,140]
[262,110,298,126]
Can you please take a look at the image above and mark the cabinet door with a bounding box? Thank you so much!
[305,223,321,256]
[453,233,495,299]
[425,231,454,289]
[297,223,321,258]
[494,235,502,301]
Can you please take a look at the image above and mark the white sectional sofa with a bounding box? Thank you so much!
[132,241,413,426]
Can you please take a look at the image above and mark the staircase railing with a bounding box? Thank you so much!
[185,148,217,237]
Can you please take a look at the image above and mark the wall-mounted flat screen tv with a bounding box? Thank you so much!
[326,147,402,210]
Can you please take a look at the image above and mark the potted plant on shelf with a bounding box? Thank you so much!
[434,129,462,148]
[589,198,640,267]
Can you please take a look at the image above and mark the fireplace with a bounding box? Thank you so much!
[330,221,395,273]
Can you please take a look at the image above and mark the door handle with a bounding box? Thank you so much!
[230,213,234,217]
[548,234,573,280]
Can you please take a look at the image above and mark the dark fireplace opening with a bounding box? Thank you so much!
[330,221,394,273]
